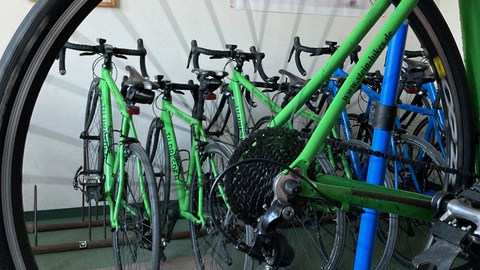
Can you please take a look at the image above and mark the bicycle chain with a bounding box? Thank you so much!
[324,137,480,180]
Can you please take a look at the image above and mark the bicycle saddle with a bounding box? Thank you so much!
[403,59,435,83]
[403,58,429,72]
[192,68,228,80]
[124,65,160,90]
[278,69,307,87]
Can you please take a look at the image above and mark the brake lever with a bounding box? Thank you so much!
[252,58,258,73]
[186,50,193,69]
[114,54,128,60]
[79,52,96,56]
[172,90,185,95]
[287,46,295,62]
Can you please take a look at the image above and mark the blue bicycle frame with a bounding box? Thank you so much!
[330,58,445,194]
[354,22,409,269]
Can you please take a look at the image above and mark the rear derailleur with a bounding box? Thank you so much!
[235,173,302,269]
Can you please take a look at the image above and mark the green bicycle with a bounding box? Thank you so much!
[186,37,449,269]
[144,69,252,269]
[60,39,160,269]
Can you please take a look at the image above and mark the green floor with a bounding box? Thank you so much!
[29,216,411,270]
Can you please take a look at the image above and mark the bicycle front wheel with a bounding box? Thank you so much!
[112,142,161,270]
[145,117,171,234]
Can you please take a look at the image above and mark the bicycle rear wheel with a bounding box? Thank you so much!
[82,77,103,181]
[395,0,474,190]
[386,134,445,267]
[224,127,346,269]
[203,90,240,147]
[112,142,160,270]
[252,152,347,270]
[189,142,253,269]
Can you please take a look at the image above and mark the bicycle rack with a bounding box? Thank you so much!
[28,185,191,255]
[28,185,111,255]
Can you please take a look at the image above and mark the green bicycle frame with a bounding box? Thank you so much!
[98,68,151,230]
[460,0,480,174]
[160,96,213,226]
[264,0,433,219]
[223,0,430,219]
[229,70,322,140]
[229,64,352,174]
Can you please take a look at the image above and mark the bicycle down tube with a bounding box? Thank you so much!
[160,94,209,224]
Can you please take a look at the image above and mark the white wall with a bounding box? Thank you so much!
[438,0,463,56]
[1,0,462,211]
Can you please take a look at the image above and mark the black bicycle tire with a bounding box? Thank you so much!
[188,142,250,269]
[111,142,161,270]
[0,0,474,268]
[313,152,347,270]
[388,134,445,268]
[405,1,474,190]
[412,117,430,138]
[0,1,100,268]
[145,117,171,234]
[252,115,273,132]
[346,113,373,143]
[204,91,240,147]
[83,77,103,177]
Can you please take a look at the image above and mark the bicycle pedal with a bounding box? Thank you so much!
[412,222,466,270]
[83,174,102,183]
[85,181,104,202]
[79,131,100,140]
